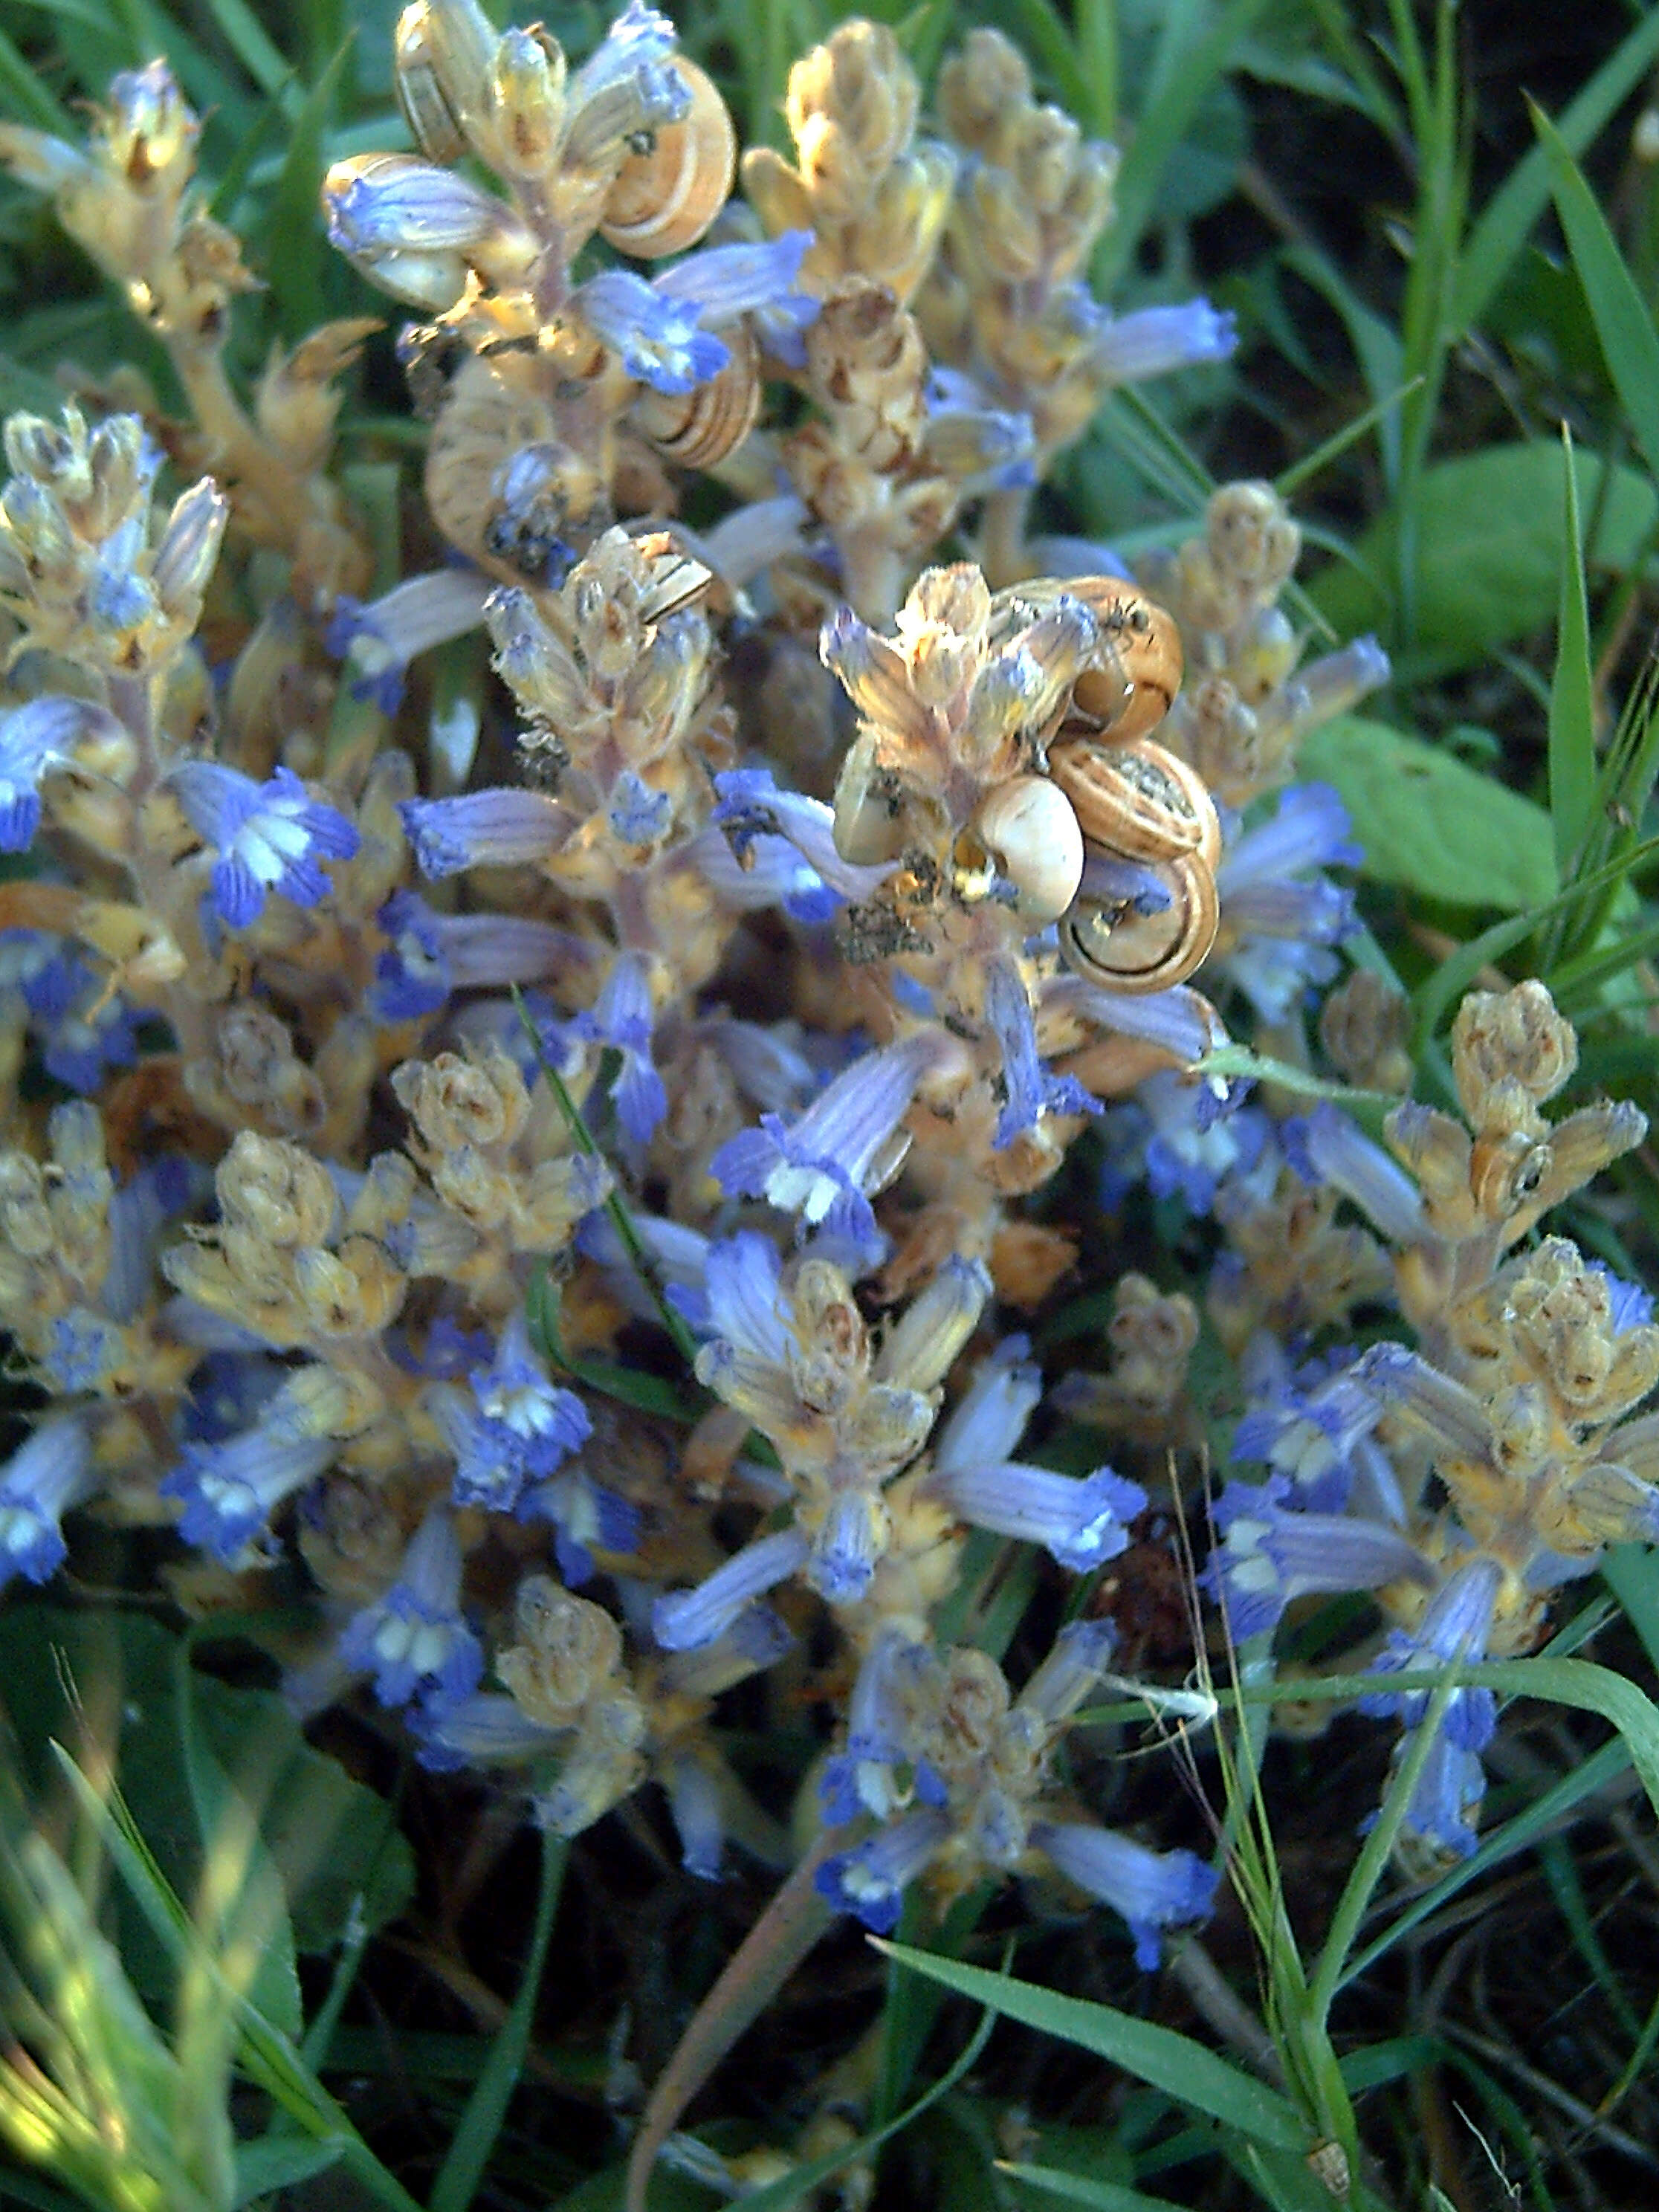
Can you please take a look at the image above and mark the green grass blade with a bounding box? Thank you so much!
[1095,0,1274,290]
[997,2165,1190,2212]
[430,1830,569,2212]
[873,1941,1310,2151]
[0,20,73,131]
[1008,0,1089,121]
[1537,105,1659,494]
[1455,7,1659,333]
[259,35,355,338]
[1413,832,1659,1045]
[193,0,297,106]
[1548,425,1596,886]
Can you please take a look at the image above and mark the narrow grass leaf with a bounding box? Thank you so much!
[873,1941,1309,2151]
[997,2164,1191,2212]
[260,36,355,338]
[1538,109,1659,494]
[0,22,73,131]
[1096,0,1273,290]
[1548,427,1596,878]
[1456,7,1659,333]
[194,0,297,105]
[233,2136,349,2205]
[1008,0,1088,119]
[430,1831,568,2212]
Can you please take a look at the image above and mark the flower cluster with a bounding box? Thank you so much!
[0,4,1646,2158]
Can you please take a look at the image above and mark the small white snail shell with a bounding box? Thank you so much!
[973,774,1084,925]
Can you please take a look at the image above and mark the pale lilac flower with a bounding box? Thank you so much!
[0,698,125,852]
[412,1690,562,1773]
[557,952,666,1147]
[170,763,360,928]
[575,269,729,395]
[926,1455,1146,1572]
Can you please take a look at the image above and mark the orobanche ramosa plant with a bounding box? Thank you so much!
[0,1,1649,2205]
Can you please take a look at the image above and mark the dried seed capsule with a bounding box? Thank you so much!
[1047,735,1220,869]
[1058,853,1218,995]
[599,58,736,259]
[972,774,1084,924]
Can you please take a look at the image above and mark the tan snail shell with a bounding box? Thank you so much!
[1047,735,1222,870]
[393,1,470,162]
[426,353,604,577]
[599,59,737,259]
[631,326,761,468]
[972,774,1084,925]
[1064,578,1183,740]
[1058,853,1219,995]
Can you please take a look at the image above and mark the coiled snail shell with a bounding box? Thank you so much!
[632,326,761,468]
[971,774,1084,925]
[1064,579,1183,740]
[1047,736,1221,870]
[1058,853,1218,995]
[599,59,737,259]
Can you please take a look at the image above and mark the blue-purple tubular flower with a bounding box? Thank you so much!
[710,768,896,904]
[399,787,569,879]
[0,1415,92,1588]
[436,1309,592,1513]
[652,230,818,362]
[928,1456,1146,1572]
[662,1750,726,1879]
[815,1805,951,1933]
[372,890,450,1021]
[5,934,139,1092]
[161,1391,337,1561]
[576,269,730,395]
[983,959,1099,1149]
[560,953,666,1148]
[1233,1338,1384,1505]
[1281,1102,1425,1245]
[410,1689,562,1773]
[520,1466,639,1588]
[337,1508,484,1710]
[169,762,360,928]
[1032,1820,1220,1969]
[0,697,126,852]
[326,568,492,714]
[1205,1474,1431,1641]
[711,1032,938,1246]
[652,1527,809,1651]
[1091,300,1237,384]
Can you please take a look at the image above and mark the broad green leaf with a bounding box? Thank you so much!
[1548,429,1596,877]
[1601,1544,1659,1679]
[1298,714,1556,910]
[1307,444,1659,667]
[873,1942,1309,2152]
[0,1609,413,1976]
[1000,2165,1191,2212]
[1537,109,1659,495]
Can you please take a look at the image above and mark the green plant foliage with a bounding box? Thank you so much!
[1298,714,1556,908]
